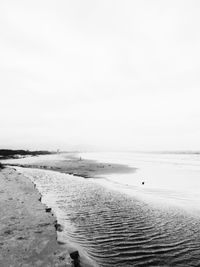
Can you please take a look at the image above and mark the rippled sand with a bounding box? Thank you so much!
[17,167,200,267]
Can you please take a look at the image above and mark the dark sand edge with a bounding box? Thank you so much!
[0,167,71,267]
[5,154,136,179]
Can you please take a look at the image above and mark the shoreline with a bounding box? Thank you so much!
[0,167,71,267]
[0,154,136,267]
[4,153,136,178]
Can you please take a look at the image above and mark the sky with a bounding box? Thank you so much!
[1,0,200,151]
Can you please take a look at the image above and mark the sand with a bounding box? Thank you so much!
[0,167,71,267]
[6,153,135,178]
[0,154,135,267]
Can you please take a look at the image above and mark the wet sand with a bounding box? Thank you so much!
[0,167,71,267]
[6,153,136,178]
[0,153,136,266]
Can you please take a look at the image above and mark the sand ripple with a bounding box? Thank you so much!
[18,168,200,267]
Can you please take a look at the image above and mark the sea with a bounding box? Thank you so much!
[11,152,200,266]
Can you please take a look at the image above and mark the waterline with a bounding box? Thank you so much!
[16,167,200,267]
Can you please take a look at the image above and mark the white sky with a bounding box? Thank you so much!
[1,0,200,151]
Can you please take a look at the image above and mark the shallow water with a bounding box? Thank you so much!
[17,167,200,267]
[80,152,200,212]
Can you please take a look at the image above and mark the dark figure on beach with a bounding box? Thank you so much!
[142,181,145,185]
[70,251,81,267]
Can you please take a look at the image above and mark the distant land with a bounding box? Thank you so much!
[0,149,52,159]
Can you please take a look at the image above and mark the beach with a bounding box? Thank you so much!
[0,154,135,267]
[2,152,200,266]
[0,166,71,267]
[4,153,135,178]
[1,0,199,265]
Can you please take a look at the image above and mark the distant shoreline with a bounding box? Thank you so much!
[0,149,52,160]
[4,153,136,179]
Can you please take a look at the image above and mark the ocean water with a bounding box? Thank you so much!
[81,152,200,212]
[14,152,200,266]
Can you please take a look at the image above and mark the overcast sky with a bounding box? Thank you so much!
[1,0,200,151]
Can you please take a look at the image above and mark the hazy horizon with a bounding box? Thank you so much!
[1,1,200,151]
